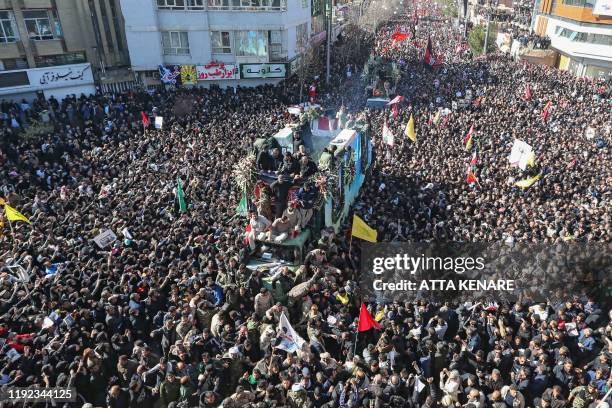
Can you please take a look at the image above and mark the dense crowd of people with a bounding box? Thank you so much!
[0,0,610,406]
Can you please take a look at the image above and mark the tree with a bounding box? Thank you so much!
[468,24,496,55]
[442,0,458,17]
[335,23,371,68]
[295,44,322,103]
[21,120,54,142]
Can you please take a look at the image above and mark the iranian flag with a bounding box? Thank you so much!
[382,120,395,146]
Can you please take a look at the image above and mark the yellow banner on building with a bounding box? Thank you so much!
[558,55,570,71]
[180,65,197,85]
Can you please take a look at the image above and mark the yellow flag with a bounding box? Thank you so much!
[352,214,377,243]
[515,173,542,188]
[526,151,536,167]
[0,198,5,205]
[405,114,416,143]
[433,110,441,125]
[465,134,473,151]
[4,204,31,224]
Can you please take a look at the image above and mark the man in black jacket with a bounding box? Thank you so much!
[296,182,318,228]
[107,384,131,408]
[270,174,292,219]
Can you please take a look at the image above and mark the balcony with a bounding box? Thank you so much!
[206,0,287,11]
[551,0,612,23]
[31,39,64,56]
[23,0,53,8]
[156,0,287,11]
[0,41,24,59]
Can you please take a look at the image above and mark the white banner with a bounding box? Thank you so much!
[508,139,534,170]
[275,312,305,353]
[93,229,117,249]
[28,63,93,90]
[241,64,287,79]
[593,0,612,15]
[196,63,239,81]
[155,116,163,129]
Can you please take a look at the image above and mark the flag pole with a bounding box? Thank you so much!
[7,217,14,244]
[353,310,360,357]
[596,387,612,408]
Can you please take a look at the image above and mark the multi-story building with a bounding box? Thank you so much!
[119,0,312,87]
[533,0,612,79]
[0,0,131,102]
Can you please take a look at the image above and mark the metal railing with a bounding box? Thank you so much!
[206,0,287,11]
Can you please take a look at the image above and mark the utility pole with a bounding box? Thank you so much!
[483,10,491,55]
[325,0,331,84]
[463,0,469,38]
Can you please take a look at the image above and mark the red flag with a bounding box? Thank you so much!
[387,95,405,105]
[542,101,552,123]
[392,104,399,119]
[469,151,477,167]
[466,171,478,185]
[440,113,450,129]
[141,111,150,128]
[391,31,409,42]
[317,116,331,130]
[524,85,532,101]
[243,223,252,246]
[357,304,381,332]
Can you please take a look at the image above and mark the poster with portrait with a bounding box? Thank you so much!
[180,65,197,85]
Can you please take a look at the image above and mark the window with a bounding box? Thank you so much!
[561,0,594,6]
[23,10,56,40]
[161,31,190,54]
[51,10,62,37]
[256,0,281,7]
[269,30,285,61]
[296,23,308,49]
[235,30,267,57]
[35,52,87,68]
[0,11,18,43]
[0,71,30,88]
[187,0,205,9]
[214,0,284,9]
[0,58,28,71]
[99,0,114,51]
[311,0,323,15]
[157,0,186,9]
[211,31,232,53]
[209,0,230,7]
[555,26,612,45]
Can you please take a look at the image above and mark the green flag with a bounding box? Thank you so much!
[236,195,248,217]
[176,177,187,213]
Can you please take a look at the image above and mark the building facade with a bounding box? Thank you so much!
[0,0,131,101]
[533,0,612,79]
[119,0,312,87]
